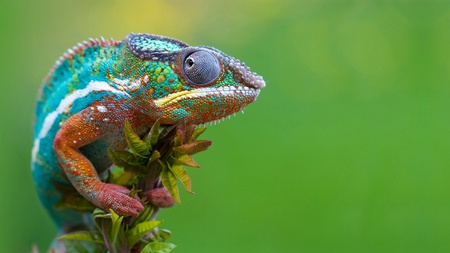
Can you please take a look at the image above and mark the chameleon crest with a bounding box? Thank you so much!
[32,33,265,237]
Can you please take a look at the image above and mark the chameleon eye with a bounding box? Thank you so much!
[183,50,220,86]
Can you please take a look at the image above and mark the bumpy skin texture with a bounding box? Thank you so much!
[32,33,265,231]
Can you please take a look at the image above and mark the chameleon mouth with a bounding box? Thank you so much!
[153,86,260,107]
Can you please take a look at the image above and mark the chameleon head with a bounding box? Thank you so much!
[125,33,265,125]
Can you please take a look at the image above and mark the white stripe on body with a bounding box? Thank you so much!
[31,80,131,167]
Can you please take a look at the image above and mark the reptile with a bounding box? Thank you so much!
[32,33,265,242]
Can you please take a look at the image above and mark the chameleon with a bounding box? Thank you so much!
[32,33,265,237]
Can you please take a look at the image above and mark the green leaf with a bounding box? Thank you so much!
[160,162,181,204]
[108,149,148,170]
[129,185,137,198]
[93,208,111,219]
[108,149,146,166]
[172,154,200,168]
[125,120,151,157]
[192,127,207,140]
[168,164,193,194]
[57,231,105,245]
[147,150,161,167]
[140,242,176,253]
[132,204,154,227]
[126,220,163,247]
[108,148,149,175]
[158,229,172,242]
[173,140,212,155]
[109,209,124,246]
[93,208,111,230]
[145,119,161,148]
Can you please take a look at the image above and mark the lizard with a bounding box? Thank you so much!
[32,33,265,238]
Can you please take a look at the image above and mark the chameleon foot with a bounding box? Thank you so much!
[144,187,175,208]
[96,183,144,216]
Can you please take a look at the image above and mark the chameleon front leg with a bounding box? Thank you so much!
[53,107,144,216]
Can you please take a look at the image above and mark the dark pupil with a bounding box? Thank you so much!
[187,58,194,67]
[183,50,220,86]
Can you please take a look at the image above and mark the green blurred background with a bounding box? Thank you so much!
[1,0,450,252]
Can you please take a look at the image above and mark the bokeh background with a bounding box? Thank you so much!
[1,0,450,252]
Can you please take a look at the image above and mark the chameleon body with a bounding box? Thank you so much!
[32,33,265,233]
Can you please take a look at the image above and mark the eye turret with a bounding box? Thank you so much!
[183,50,220,86]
